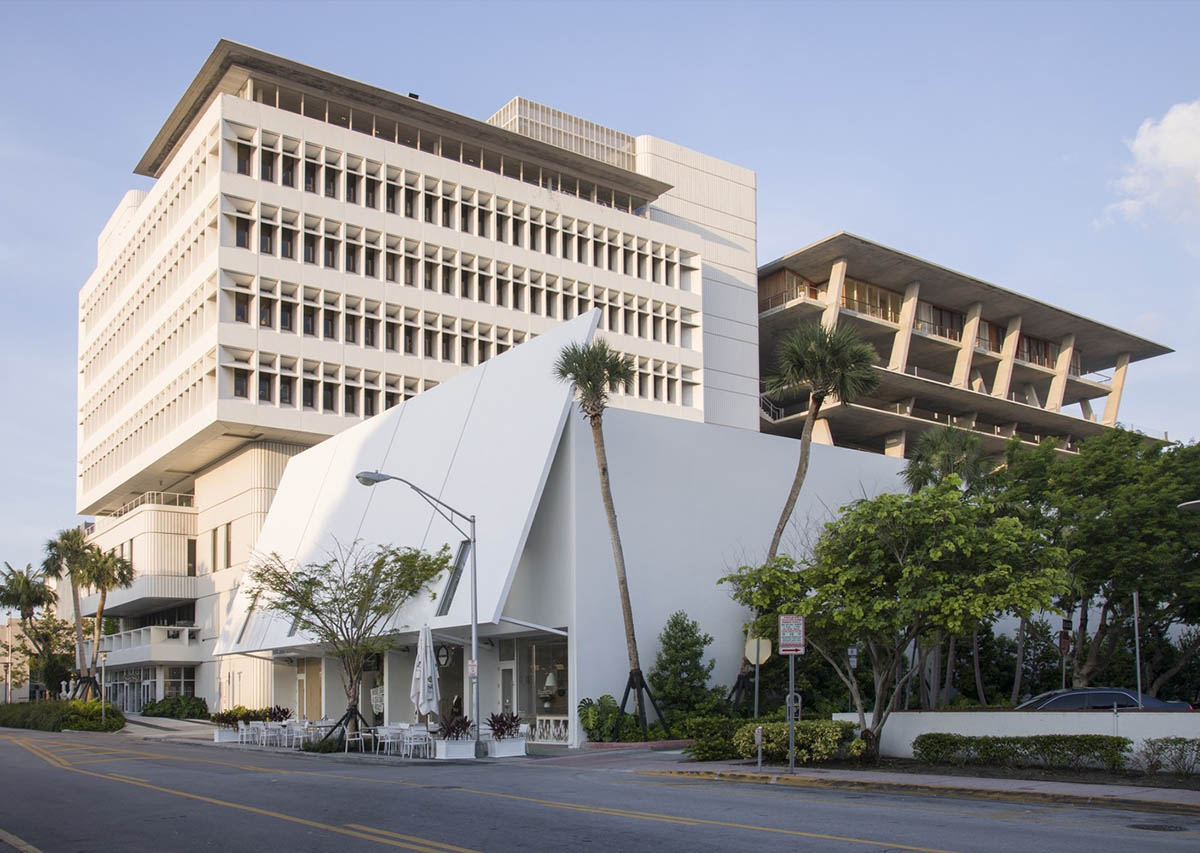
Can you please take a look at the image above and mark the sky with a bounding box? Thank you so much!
[1,0,1198,572]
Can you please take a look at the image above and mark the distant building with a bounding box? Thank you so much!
[757,232,1171,456]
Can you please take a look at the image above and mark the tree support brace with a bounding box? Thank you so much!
[612,669,671,742]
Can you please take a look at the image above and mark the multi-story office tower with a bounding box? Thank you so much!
[74,40,757,712]
[758,232,1171,456]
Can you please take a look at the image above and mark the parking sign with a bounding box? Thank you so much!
[779,614,805,655]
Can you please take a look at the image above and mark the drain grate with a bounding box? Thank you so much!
[1127,823,1186,832]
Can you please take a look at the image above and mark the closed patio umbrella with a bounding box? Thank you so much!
[410,624,440,722]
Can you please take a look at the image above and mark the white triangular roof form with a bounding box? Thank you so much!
[216,310,599,655]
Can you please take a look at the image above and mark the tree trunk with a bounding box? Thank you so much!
[942,635,957,707]
[70,577,87,676]
[89,589,107,699]
[1010,618,1027,706]
[972,629,987,706]
[767,395,823,560]
[589,418,642,715]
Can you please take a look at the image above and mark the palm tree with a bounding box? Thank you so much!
[42,528,91,678]
[555,338,663,739]
[902,425,989,493]
[0,562,58,662]
[81,546,133,680]
[764,322,880,559]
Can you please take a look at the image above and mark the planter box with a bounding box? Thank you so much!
[213,729,239,743]
[487,737,527,758]
[435,739,476,760]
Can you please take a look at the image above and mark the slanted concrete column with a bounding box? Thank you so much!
[883,431,907,458]
[821,259,848,330]
[991,316,1023,401]
[888,282,921,371]
[1080,398,1096,422]
[953,302,983,388]
[1101,353,1130,426]
[1046,333,1076,412]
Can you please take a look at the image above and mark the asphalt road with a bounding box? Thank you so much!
[1,730,1198,852]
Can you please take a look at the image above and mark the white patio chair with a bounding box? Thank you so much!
[265,721,285,747]
[236,720,252,745]
[405,724,433,759]
[248,720,266,746]
[375,726,403,755]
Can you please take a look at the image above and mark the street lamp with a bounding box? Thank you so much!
[99,651,108,726]
[2,662,9,704]
[1180,501,1200,513]
[356,469,484,759]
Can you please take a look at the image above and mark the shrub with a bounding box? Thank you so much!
[439,715,473,740]
[912,733,1132,771]
[1136,738,1200,776]
[142,696,209,719]
[487,711,522,740]
[648,611,720,721]
[682,716,740,761]
[301,738,342,753]
[0,699,124,732]
[731,720,857,764]
[208,705,292,728]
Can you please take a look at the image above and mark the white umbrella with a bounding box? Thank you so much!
[410,625,440,721]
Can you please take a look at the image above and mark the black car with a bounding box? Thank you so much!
[1016,687,1192,711]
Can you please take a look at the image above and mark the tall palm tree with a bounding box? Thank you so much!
[902,425,989,493]
[81,546,134,679]
[764,321,880,559]
[0,562,58,661]
[42,527,91,677]
[555,338,662,738]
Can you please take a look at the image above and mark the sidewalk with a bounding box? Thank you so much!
[119,715,215,742]
[532,747,1200,816]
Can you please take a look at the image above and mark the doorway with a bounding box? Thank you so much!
[296,657,323,720]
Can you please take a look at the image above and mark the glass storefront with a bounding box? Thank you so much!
[103,666,157,713]
[516,636,569,743]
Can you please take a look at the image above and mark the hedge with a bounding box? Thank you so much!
[912,733,1132,771]
[0,699,125,732]
[682,716,742,761]
[141,696,208,720]
[210,705,293,728]
[731,720,858,764]
[1135,737,1200,775]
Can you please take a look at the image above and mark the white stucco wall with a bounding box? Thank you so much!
[833,710,1200,758]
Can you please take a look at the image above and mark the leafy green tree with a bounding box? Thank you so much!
[249,540,449,737]
[556,338,663,737]
[42,527,92,679]
[15,612,74,697]
[648,611,723,721]
[1031,430,1200,687]
[80,547,133,684]
[763,322,879,560]
[721,479,1068,757]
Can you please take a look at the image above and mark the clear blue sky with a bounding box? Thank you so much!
[2,0,1197,570]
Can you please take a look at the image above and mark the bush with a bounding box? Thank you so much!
[209,705,292,728]
[142,696,209,719]
[648,611,720,721]
[731,720,857,764]
[0,699,124,732]
[912,733,1132,771]
[1135,737,1200,775]
[682,716,741,761]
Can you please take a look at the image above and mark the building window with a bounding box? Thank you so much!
[364,319,377,347]
[345,316,357,343]
[366,179,377,208]
[234,292,250,323]
[435,541,472,617]
[304,161,318,193]
[281,156,296,188]
[322,383,337,412]
[211,529,217,574]
[259,298,274,328]
[259,373,274,403]
[235,218,251,249]
[365,249,377,278]
[224,523,232,569]
[236,143,252,176]
[303,306,317,336]
[323,310,337,339]
[259,224,275,255]
[346,174,359,204]
[186,539,196,577]
[233,369,249,398]
[280,301,295,331]
[364,389,377,416]
[303,380,316,409]
[281,228,296,260]
[344,387,357,415]
[279,376,294,406]
[260,150,276,182]
[164,666,196,698]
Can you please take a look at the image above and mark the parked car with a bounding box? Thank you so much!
[1016,688,1192,711]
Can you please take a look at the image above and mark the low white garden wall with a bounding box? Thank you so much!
[831,711,1200,758]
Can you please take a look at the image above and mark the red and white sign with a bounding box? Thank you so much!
[779,614,805,655]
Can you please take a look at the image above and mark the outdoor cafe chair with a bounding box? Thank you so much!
[236,720,252,745]
[248,720,266,746]
[265,722,285,747]
[375,726,403,755]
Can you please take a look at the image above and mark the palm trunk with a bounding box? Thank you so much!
[767,395,822,560]
[1009,618,1027,706]
[70,577,87,676]
[90,589,107,695]
[589,417,642,710]
[972,628,987,706]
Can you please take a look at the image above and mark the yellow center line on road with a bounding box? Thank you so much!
[107,773,149,783]
[346,824,481,852]
[0,827,43,853]
[7,739,474,853]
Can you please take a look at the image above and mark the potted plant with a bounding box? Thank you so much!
[486,711,526,758]
[434,715,476,759]
[210,708,240,743]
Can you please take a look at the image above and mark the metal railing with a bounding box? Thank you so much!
[914,319,963,342]
[841,296,900,324]
[760,394,784,421]
[758,280,822,312]
[102,491,195,520]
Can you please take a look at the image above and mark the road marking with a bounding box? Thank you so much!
[8,740,468,853]
[107,772,149,783]
[346,825,479,852]
[7,735,951,851]
[0,827,43,853]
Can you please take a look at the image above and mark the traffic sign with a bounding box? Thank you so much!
[779,614,805,655]
[745,637,772,664]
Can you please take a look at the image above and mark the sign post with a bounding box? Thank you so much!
[745,637,771,721]
[779,614,805,774]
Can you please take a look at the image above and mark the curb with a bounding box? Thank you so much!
[636,769,1200,817]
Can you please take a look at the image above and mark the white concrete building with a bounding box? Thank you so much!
[218,312,904,745]
[74,41,759,715]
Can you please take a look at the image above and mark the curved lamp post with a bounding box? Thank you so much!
[355,470,484,759]
[1180,501,1200,513]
